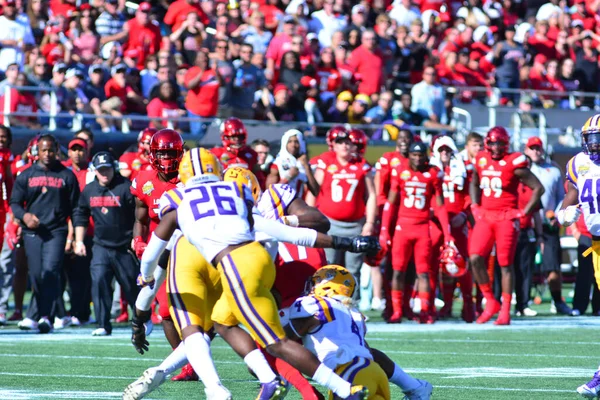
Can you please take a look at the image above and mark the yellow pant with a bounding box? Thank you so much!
[211,241,285,348]
[166,236,222,336]
[330,357,391,400]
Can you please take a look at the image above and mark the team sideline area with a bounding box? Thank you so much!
[1,308,597,400]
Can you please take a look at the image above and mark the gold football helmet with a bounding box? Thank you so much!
[223,166,262,203]
[178,147,222,186]
[309,265,356,298]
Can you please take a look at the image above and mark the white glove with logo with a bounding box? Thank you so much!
[557,205,582,227]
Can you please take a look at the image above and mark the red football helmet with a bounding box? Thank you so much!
[485,126,510,160]
[220,117,247,155]
[348,128,368,157]
[148,129,184,174]
[27,134,42,161]
[439,244,467,278]
[138,128,157,155]
[326,125,348,150]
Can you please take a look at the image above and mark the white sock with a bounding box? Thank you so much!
[243,349,277,384]
[312,363,351,398]
[157,342,188,374]
[184,332,222,390]
[391,364,420,392]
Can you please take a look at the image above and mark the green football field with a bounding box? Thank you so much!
[1,307,599,400]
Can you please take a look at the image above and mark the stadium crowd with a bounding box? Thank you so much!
[0,0,599,138]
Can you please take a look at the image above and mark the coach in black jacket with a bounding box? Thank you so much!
[73,151,139,336]
[10,135,80,334]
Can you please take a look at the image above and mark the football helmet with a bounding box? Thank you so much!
[138,128,157,155]
[220,117,247,155]
[148,129,184,174]
[326,125,348,150]
[223,166,262,203]
[348,128,368,157]
[179,147,222,186]
[484,126,510,160]
[27,134,42,161]
[308,265,356,299]
[582,114,600,163]
[439,244,467,278]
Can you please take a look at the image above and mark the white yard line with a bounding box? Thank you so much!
[0,389,126,399]
[0,353,244,365]
[434,385,575,393]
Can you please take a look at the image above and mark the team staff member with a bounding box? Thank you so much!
[10,135,80,334]
[73,152,139,336]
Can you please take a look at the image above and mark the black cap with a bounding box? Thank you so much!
[409,142,428,154]
[92,151,116,169]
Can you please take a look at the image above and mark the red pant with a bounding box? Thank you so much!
[156,280,171,320]
[469,212,519,267]
[392,221,431,274]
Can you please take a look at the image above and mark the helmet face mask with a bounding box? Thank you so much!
[138,128,157,156]
[485,126,510,160]
[583,132,600,163]
[326,125,348,151]
[221,117,247,155]
[307,265,356,299]
[149,129,184,174]
[348,128,368,159]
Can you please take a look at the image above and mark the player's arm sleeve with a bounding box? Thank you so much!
[254,214,318,247]
[158,189,182,220]
[566,156,578,187]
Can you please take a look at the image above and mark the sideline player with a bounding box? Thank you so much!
[286,265,391,400]
[560,115,600,398]
[129,129,197,381]
[469,127,544,325]
[138,147,376,399]
[119,128,156,180]
[379,142,453,324]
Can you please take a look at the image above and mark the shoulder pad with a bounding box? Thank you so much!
[158,188,183,220]
[290,295,335,325]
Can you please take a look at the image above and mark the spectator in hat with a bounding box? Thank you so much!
[100,41,123,69]
[184,50,222,138]
[493,24,524,102]
[235,11,272,56]
[164,0,208,32]
[147,81,186,129]
[411,65,446,123]
[71,6,99,66]
[300,75,323,128]
[40,22,71,67]
[84,65,107,103]
[325,90,352,123]
[122,2,161,70]
[309,0,347,48]
[348,29,384,98]
[390,0,421,27]
[96,0,127,46]
[347,93,370,124]
[345,4,367,37]
[62,68,89,115]
[104,63,130,113]
[265,15,296,81]
[73,151,138,336]
[231,43,266,119]
[0,0,35,72]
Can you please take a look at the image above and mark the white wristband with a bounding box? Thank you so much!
[282,215,299,227]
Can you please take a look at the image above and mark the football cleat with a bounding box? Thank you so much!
[476,299,501,324]
[577,369,600,398]
[205,383,233,400]
[387,312,402,324]
[8,310,22,321]
[54,316,72,330]
[18,317,38,330]
[171,363,198,381]
[92,328,110,336]
[555,301,574,316]
[494,312,510,326]
[115,310,129,323]
[38,317,53,334]
[256,378,288,400]
[123,367,166,400]
[403,379,433,400]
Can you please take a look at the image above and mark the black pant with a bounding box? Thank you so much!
[514,229,536,312]
[90,244,140,333]
[23,228,68,321]
[573,237,600,314]
[64,236,93,321]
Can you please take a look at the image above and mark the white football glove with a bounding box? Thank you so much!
[557,205,582,227]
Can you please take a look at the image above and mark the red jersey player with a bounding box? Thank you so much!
[430,135,475,322]
[210,117,264,186]
[313,129,377,291]
[119,128,156,181]
[469,127,544,325]
[130,129,195,381]
[379,142,453,324]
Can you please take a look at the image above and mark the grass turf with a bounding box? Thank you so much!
[0,311,598,400]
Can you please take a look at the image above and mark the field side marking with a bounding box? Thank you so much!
[403,367,594,379]
[434,385,574,393]
[367,337,600,346]
[383,349,599,359]
[0,353,245,365]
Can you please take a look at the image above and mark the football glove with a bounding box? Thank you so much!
[5,221,19,250]
[557,205,582,227]
[332,235,381,254]
[131,317,149,355]
[133,236,147,259]
[378,229,391,254]
[136,273,155,290]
